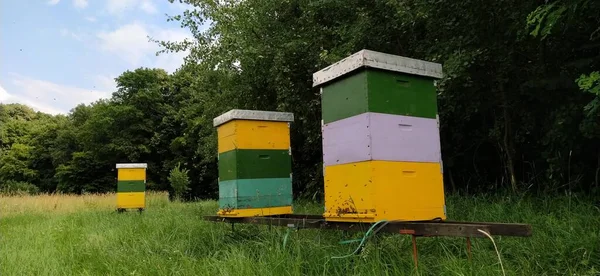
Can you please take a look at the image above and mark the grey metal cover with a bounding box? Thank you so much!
[312,49,443,87]
[213,109,294,127]
[116,163,148,169]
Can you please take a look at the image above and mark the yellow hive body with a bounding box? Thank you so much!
[116,163,147,210]
[323,161,446,222]
[217,120,291,153]
[117,192,146,209]
[117,169,146,181]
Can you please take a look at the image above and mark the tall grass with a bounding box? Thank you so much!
[0,191,167,215]
[1,193,599,275]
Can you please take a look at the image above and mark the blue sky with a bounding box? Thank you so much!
[0,0,197,114]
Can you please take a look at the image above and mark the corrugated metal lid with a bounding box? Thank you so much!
[313,49,443,87]
[116,163,148,169]
[213,109,294,127]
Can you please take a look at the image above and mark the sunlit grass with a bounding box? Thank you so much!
[1,193,599,275]
[0,191,169,216]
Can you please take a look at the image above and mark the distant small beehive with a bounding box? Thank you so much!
[214,109,294,217]
[116,163,147,211]
[313,49,446,222]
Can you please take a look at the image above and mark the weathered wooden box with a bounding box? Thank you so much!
[314,49,447,222]
[214,109,294,217]
[116,163,147,210]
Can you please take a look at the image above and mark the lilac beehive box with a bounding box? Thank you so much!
[322,112,441,166]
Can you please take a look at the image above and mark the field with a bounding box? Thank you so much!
[1,192,599,276]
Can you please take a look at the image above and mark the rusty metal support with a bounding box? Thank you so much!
[466,237,472,261]
[412,235,419,269]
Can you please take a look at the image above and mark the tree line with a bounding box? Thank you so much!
[0,0,598,198]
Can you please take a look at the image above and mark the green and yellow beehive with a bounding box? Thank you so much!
[214,109,294,217]
[116,163,147,211]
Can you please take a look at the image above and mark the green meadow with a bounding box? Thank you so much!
[1,192,599,275]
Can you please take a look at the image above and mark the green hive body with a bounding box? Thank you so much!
[219,178,293,209]
[321,70,438,123]
[218,149,292,181]
[116,180,145,193]
[314,49,442,122]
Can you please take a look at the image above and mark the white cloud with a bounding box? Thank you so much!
[106,0,136,14]
[140,1,157,14]
[85,16,97,22]
[47,0,60,5]
[106,0,158,15]
[154,51,189,73]
[0,84,11,102]
[96,22,192,72]
[73,0,88,9]
[172,2,191,11]
[59,28,82,41]
[92,75,117,92]
[97,22,155,66]
[2,74,112,115]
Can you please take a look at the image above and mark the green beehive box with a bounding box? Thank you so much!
[313,50,443,124]
[217,149,292,181]
[218,178,293,209]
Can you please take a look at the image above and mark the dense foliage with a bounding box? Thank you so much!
[0,0,599,198]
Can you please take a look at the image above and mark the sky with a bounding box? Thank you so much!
[0,0,198,115]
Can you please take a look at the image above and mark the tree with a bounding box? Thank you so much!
[168,163,191,201]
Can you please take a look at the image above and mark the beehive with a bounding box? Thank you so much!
[313,49,446,222]
[116,163,147,211]
[214,109,294,217]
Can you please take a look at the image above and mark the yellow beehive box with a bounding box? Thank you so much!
[217,119,291,153]
[323,161,446,222]
[116,163,147,211]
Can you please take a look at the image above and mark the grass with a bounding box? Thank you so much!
[1,192,599,275]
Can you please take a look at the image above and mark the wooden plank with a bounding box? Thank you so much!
[201,215,532,237]
[443,220,533,237]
